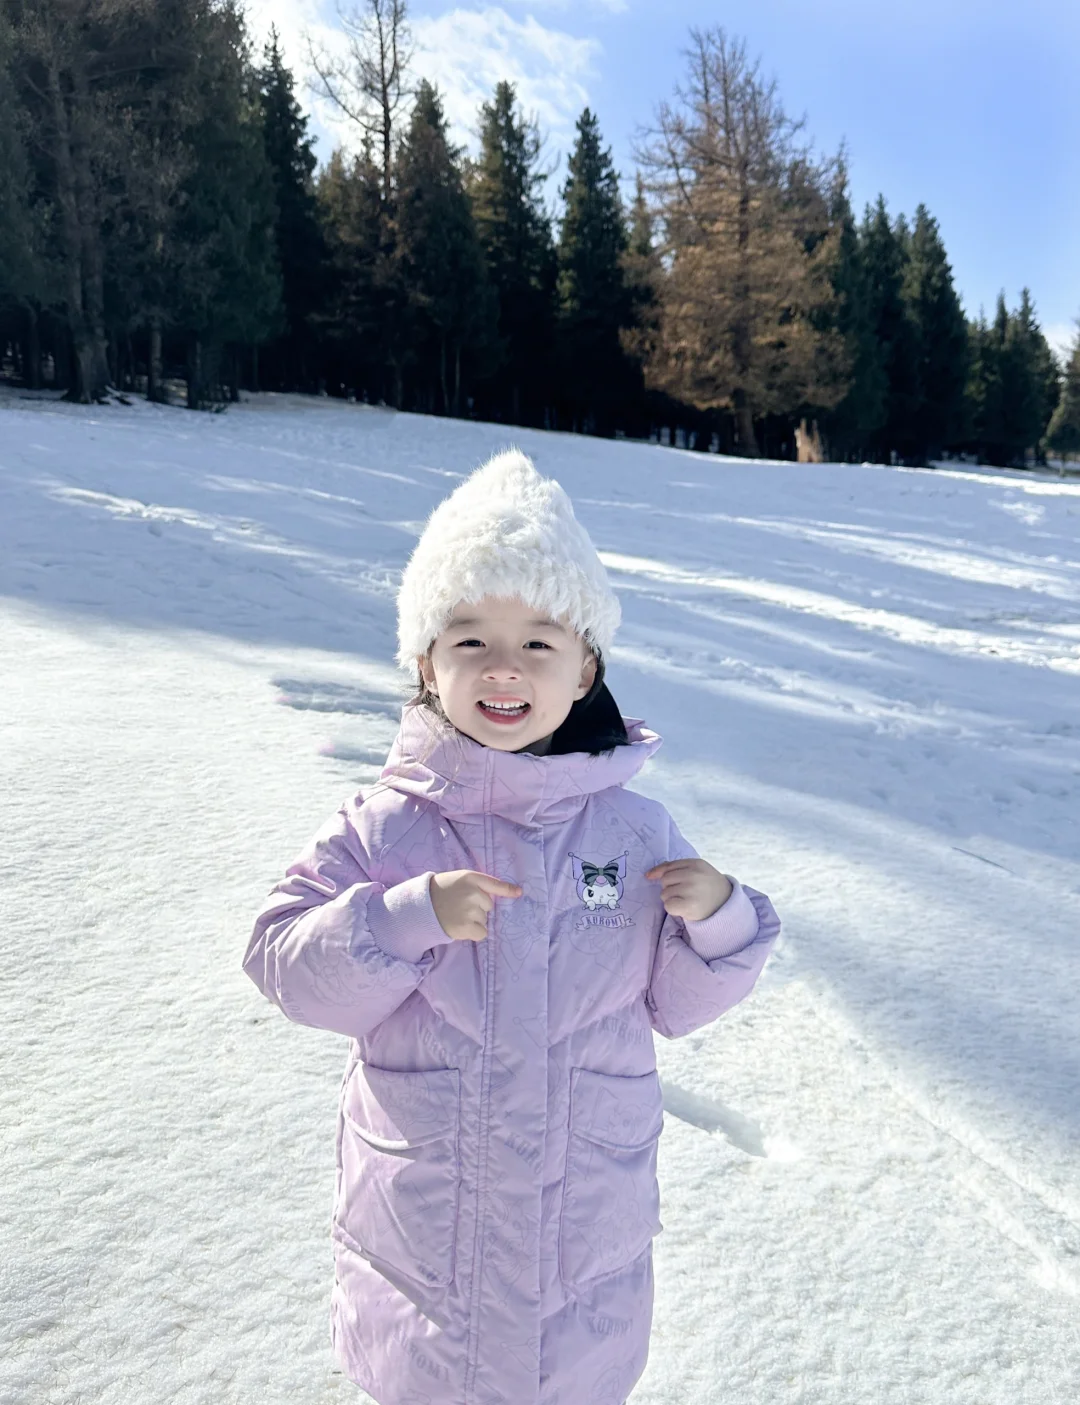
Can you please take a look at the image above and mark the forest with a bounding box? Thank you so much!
[1,0,1079,467]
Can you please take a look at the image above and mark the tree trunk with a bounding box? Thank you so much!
[730,165,757,457]
[24,304,41,390]
[732,389,757,456]
[71,60,110,399]
[439,335,449,415]
[46,58,93,404]
[453,343,462,417]
[148,321,165,402]
[187,335,202,409]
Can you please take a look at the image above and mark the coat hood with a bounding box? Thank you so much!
[376,698,663,825]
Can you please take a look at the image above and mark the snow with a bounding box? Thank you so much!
[2,387,1078,1405]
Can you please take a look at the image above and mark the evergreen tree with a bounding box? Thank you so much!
[966,299,1008,464]
[315,141,393,400]
[1030,303,1062,465]
[394,79,495,415]
[616,172,660,435]
[555,107,632,434]
[258,27,326,391]
[860,196,921,462]
[3,0,285,403]
[621,174,660,346]
[904,203,969,459]
[1046,327,1080,468]
[821,172,887,460]
[171,1,282,405]
[0,14,34,304]
[998,289,1054,465]
[0,10,49,384]
[469,80,557,425]
[6,0,128,400]
[109,0,213,401]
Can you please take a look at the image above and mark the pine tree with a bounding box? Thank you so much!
[616,172,660,435]
[860,196,921,462]
[316,138,415,405]
[115,0,219,402]
[821,171,887,460]
[258,27,326,391]
[394,79,496,415]
[468,80,557,425]
[904,203,969,459]
[1029,303,1062,464]
[967,297,1010,464]
[6,0,127,400]
[621,175,660,340]
[555,107,632,434]
[0,15,32,300]
[1046,327,1080,469]
[171,1,282,406]
[0,11,48,384]
[999,289,1053,465]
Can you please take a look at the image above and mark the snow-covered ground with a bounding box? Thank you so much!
[2,388,1078,1405]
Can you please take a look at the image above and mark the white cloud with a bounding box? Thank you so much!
[245,0,430,163]
[243,0,325,73]
[242,1,602,194]
[412,7,601,161]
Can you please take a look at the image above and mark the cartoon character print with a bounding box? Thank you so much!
[569,851,628,910]
[567,851,634,932]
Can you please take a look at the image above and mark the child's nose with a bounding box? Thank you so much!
[482,648,521,677]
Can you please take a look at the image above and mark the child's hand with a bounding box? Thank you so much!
[429,870,523,943]
[645,859,733,922]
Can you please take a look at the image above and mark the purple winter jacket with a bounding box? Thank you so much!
[243,700,781,1405]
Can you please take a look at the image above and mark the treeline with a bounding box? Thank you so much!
[1,1,1078,467]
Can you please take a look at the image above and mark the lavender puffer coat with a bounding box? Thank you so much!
[243,701,781,1405]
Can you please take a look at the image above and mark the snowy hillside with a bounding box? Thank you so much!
[2,389,1078,1405]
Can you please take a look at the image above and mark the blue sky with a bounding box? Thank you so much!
[247,0,1080,355]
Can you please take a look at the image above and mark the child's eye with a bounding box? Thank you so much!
[454,639,551,649]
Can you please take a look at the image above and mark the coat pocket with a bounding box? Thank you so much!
[559,1066,665,1291]
[336,1062,461,1288]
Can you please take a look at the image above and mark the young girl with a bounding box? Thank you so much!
[243,448,781,1405]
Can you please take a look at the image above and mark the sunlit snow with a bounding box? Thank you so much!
[2,389,1078,1405]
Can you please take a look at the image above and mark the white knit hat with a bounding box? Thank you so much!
[395,447,622,673]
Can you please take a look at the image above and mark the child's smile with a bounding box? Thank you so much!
[476,696,531,724]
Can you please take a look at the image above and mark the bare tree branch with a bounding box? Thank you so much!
[305,0,413,202]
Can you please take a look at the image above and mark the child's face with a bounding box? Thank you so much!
[418,595,598,755]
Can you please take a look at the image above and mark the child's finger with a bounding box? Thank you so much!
[473,872,523,898]
[646,854,696,876]
[645,859,698,879]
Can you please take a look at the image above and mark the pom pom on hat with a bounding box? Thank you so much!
[395,447,621,672]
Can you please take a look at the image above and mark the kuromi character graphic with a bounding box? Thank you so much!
[568,852,633,929]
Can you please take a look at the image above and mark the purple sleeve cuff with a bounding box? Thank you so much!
[682,875,760,960]
[365,872,455,965]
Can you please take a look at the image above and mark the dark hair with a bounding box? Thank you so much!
[410,645,630,757]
